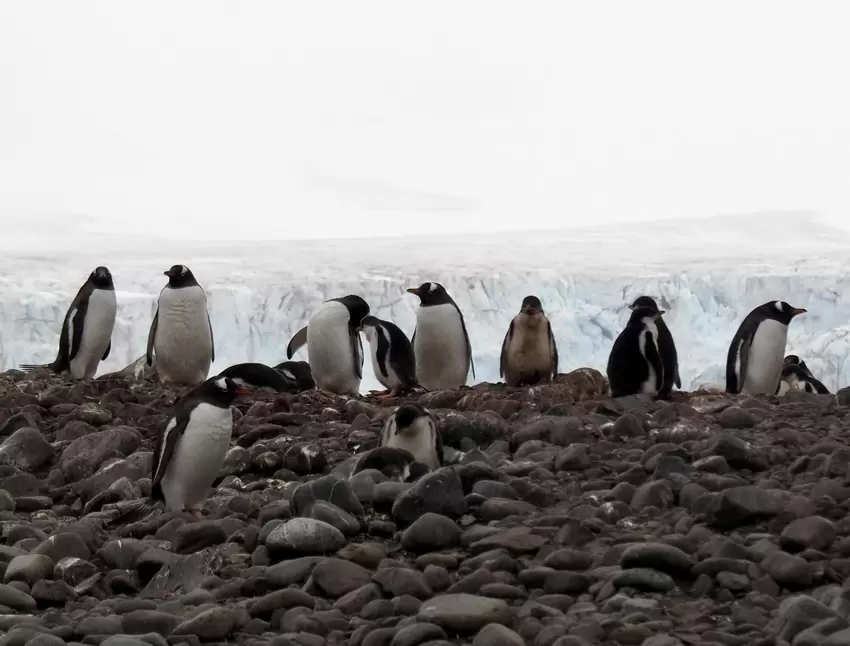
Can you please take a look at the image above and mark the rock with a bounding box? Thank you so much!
[172,607,236,641]
[0,427,53,471]
[620,542,695,574]
[717,406,757,429]
[392,467,467,526]
[472,623,525,646]
[705,486,781,528]
[780,516,837,552]
[400,513,462,553]
[311,558,372,598]
[418,593,512,633]
[265,518,347,555]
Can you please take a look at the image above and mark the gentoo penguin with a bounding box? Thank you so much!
[273,360,316,392]
[406,282,475,391]
[21,266,117,380]
[725,300,807,395]
[606,305,664,398]
[350,446,419,481]
[378,402,443,470]
[146,265,215,386]
[359,315,418,398]
[151,375,250,518]
[629,295,681,398]
[217,362,296,392]
[285,295,369,396]
[499,295,558,386]
[777,354,830,395]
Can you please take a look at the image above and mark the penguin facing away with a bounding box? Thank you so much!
[359,315,419,398]
[151,376,250,518]
[725,300,807,395]
[499,295,558,387]
[629,295,681,397]
[606,305,665,398]
[286,295,369,396]
[147,265,215,386]
[21,266,117,380]
[406,282,475,391]
[350,446,420,482]
[217,362,297,392]
[378,402,443,470]
[273,360,316,392]
[778,354,830,395]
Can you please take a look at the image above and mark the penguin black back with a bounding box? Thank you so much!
[607,306,664,398]
[628,295,680,397]
[217,362,297,392]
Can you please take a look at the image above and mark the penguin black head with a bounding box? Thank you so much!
[784,354,802,366]
[628,305,663,327]
[629,295,660,313]
[406,282,451,306]
[164,264,199,288]
[197,375,252,406]
[393,402,431,434]
[520,296,544,315]
[89,266,114,290]
[273,360,316,391]
[330,295,370,328]
[761,300,807,324]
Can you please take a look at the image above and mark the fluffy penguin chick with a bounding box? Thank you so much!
[147,264,215,386]
[378,403,443,471]
[151,376,250,517]
[500,295,558,386]
[629,295,681,398]
[726,300,807,395]
[21,266,117,379]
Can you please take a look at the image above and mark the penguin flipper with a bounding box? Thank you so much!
[812,378,830,395]
[68,301,87,364]
[208,313,215,363]
[453,305,475,380]
[430,413,444,466]
[146,307,159,367]
[674,367,682,390]
[547,320,559,379]
[151,409,191,490]
[499,320,514,379]
[286,326,308,360]
[351,327,364,380]
[102,340,112,361]
[737,338,751,394]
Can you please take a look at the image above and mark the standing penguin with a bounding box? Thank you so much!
[499,295,558,386]
[725,300,807,395]
[778,354,830,395]
[606,305,665,398]
[359,315,418,398]
[285,295,369,396]
[21,266,118,380]
[629,295,681,398]
[378,402,443,470]
[151,376,250,518]
[406,282,475,391]
[146,265,215,386]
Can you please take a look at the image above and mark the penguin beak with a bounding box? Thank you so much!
[654,311,665,318]
[791,307,807,315]
[234,388,251,396]
[628,304,636,311]
[406,287,420,295]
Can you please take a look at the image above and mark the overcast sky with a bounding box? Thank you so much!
[1,1,849,241]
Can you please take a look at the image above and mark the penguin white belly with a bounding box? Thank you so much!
[367,333,400,390]
[308,302,360,395]
[742,320,787,395]
[414,304,469,391]
[154,286,213,386]
[160,404,233,512]
[69,289,118,379]
[384,433,439,470]
[506,323,551,380]
[638,326,659,395]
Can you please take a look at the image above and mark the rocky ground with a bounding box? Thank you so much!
[0,368,848,646]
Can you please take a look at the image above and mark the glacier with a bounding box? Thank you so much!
[2,211,850,394]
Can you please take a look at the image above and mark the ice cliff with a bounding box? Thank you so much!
[3,212,849,393]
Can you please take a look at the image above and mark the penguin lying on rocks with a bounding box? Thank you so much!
[378,402,443,470]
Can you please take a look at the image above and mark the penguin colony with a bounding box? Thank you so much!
[19,265,828,517]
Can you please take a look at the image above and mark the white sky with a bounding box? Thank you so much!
[1,1,849,241]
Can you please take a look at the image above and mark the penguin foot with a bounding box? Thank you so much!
[369,389,392,397]
[189,508,204,521]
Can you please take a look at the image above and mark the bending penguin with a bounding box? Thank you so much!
[151,375,251,518]
[21,266,117,379]
[285,295,369,396]
[606,305,665,398]
[629,295,680,398]
[217,362,298,393]
[725,300,807,395]
[406,282,475,391]
[378,402,443,470]
[147,265,215,386]
[273,360,316,392]
[359,315,419,398]
[778,354,830,395]
[499,295,558,386]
